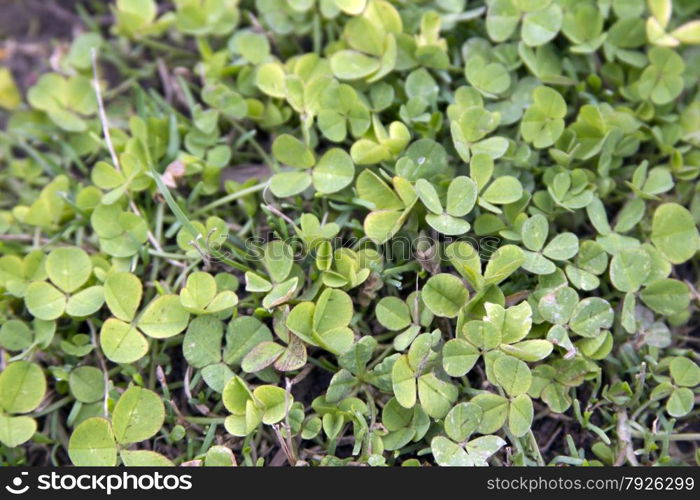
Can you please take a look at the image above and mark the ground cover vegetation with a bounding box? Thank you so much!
[0,0,700,467]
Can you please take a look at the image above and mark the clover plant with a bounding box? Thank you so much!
[0,0,699,468]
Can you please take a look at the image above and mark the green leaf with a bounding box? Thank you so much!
[415,179,443,214]
[670,357,700,388]
[542,233,578,261]
[667,387,694,417]
[254,385,290,425]
[376,296,411,331]
[137,295,190,338]
[0,415,37,448]
[204,445,237,466]
[523,251,556,275]
[431,435,472,466]
[100,318,149,364]
[417,373,458,419]
[233,31,270,64]
[0,67,21,110]
[272,134,315,169]
[520,86,566,148]
[65,285,105,317]
[392,355,417,409]
[25,281,66,321]
[472,393,509,434]
[446,176,478,217]
[224,316,273,366]
[481,176,523,205]
[501,301,533,344]
[541,382,572,413]
[120,450,174,466]
[179,272,217,312]
[0,361,46,414]
[262,278,298,310]
[286,302,315,342]
[640,279,690,316]
[356,169,403,210]
[263,241,294,283]
[104,272,143,322]
[508,393,533,437]
[538,286,578,325]
[521,4,563,47]
[650,203,699,264]
[443,339,480,377]
[422,273,469,318]
[569,297,613,337]
[465,56,511,96]
[672,20,700,44]
[446,241,483,289]
[312,148,355,194]
[464,435,506,465]
[493,355,532,397]
[183,316,224,369]
[69,366,105,404]
[68,417,117,466]
[256,62,286,97]
[313,288,353,334]
[330,50,380,80]
[522,214,548,251]
[222,376,253,417]
[242,342,285,373]
[444,402,483,442]
[484,245,525,285]
[463,319,501,351]
[111,386,165,444]
[46,247,92,293]
[0,320,33,352]
[486,0,520,42]
[609,247,651,293]
[425,213,471,236]
[637,48,684,105]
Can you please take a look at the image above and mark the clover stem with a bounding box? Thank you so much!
[183,417,226,425]
[91,48,121,172]
[631,432,700,441]
[230,121,279,173]
[527,429,545,466]
[32,396,73,418]
[192,181,268,215]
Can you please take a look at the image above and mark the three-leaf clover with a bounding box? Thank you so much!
[520,86,566,148]
[180,271,238,315]
[520,214,579,274]
[486,0,563,47]
[24,247,104,320]
[651,357,700,417]
[270,135,356,197]
[245,240,300,310]
[222,376,292,436]
[68,386,166,466]
[100,271,190,363]
[415,177,477,235]
[286,288,355,355]
[392,332,458,418]
[357,169,417,244]
[27,73,96,132]
[430,402,506,466]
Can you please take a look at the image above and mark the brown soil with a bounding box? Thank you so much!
[0,0,87,93]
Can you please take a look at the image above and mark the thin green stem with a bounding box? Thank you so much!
[192,182,268,216]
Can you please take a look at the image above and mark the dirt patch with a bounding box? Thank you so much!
[0,0,87,93]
